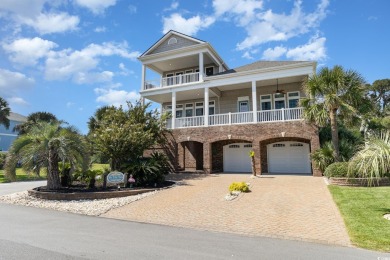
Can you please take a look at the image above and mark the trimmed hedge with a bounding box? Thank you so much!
[324,162,352,178]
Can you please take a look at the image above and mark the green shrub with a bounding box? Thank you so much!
[324,162,351,178]
[125,152,170,187]
[229,182,250,193]
[0,152,6,170]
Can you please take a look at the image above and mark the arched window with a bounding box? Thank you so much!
[168,37,177,45]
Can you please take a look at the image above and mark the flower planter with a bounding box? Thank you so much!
[328,177,390,187]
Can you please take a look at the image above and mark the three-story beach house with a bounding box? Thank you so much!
[139,31,320,176]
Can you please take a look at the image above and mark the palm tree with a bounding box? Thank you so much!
[301,65,366,161]
[14,111,59,135]
[0,97,10,129]
[5,121,88,189]
[349,131,390,186]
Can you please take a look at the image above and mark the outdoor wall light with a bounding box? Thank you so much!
[187,136,190,141]
[228,134,231,139]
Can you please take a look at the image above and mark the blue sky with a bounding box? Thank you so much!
[0,0,388,134]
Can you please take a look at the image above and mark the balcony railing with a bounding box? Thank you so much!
[166,107,303,129]
[144,72,200,90]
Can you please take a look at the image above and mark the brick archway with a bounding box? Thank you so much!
[211,139,252,172]
[178,141,203,171]
[259,137,320,176]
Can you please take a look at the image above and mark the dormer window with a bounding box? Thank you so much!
[168,37,177,45]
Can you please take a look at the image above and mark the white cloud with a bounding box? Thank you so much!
[20,12,79,34]
[0,69,34,95]
[94,26,106,32]
[2,37,58,66]
[0,0,46,18]
[66,102,75,108]
[0,1,79,34]
[286,35,326,61]
[44,42,140,83]
[164,1,179,12]
[162,13,215,36]
[213,0,263,26]
[95,88,139,107]
[7,97,29,106]
[74,0,117,14]
[118,63,133,76]
[74,71,114,84]
[128,5,137,14]
[262,46,287,60]
[236,0,329,50]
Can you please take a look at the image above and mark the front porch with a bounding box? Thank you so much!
[167,107,303,129]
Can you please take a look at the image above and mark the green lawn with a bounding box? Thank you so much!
[0,164,109,183]
[329,185,390,252]
[0,168,47,183]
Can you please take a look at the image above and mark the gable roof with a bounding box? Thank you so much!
[211,61,311,76]
[140,30,205,57]
[8,112,27,122]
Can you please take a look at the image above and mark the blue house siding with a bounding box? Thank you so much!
[0,113,26,152]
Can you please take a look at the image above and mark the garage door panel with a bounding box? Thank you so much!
[223,143,252,173]
[268,142,311,174]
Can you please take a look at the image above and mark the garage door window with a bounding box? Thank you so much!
[273,143,285,147]
[229,144,240,148]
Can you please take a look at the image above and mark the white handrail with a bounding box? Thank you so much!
[166,107,303,129]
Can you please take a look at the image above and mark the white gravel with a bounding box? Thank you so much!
[0,190,158,216]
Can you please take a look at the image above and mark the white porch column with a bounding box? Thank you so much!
[172,91,176,129]
[141,64,146,91]
[219,64,223,73]
[204,87,209,127]
[199,52,204,81]
[252,80,257,123]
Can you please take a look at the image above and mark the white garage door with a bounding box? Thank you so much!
[223,143,252,173]
[267,141,311,174]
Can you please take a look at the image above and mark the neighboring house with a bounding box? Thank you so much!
[0,112,27,152]
[139,30,320,176]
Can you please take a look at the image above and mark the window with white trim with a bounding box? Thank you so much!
[287,91,300,108]
[185,103,193,117]
[165,105,172,116]
[209,100,215,115]
[205,66,214,76]
[273,93,286,109]
[166,73,174,86]
[168,37,177,45]
[176,104,183,118]
[238,96,249,112]
[184,69,193,83]
[260,95,272,110]
[195,102,204,116]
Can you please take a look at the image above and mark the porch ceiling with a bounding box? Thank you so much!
[214,75,306,92]
[147,53,215,73]
[143,88,219,103]
[142,75,306,103]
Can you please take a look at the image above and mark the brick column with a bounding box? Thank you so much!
[203,142,212,174]
[252,141,261,175]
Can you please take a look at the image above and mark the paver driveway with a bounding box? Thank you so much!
[102,174,351,246]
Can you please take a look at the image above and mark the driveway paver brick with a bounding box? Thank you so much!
[102,174,351,246]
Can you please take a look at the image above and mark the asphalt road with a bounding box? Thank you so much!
[0,180,46,196]
[0,203,389,260]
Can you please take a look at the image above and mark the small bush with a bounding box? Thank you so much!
[0,152,6,170]
[324,162,351,178]
[229,182,250,193]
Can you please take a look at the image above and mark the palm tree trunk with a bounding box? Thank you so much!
[47,148,61,190]
[330,108,340,162]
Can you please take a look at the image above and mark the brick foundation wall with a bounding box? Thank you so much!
[160,121,321,176]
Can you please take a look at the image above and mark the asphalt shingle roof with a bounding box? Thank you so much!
[211,60,308,76]
[8,112,27,122]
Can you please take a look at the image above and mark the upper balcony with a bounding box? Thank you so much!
[145,72,200,90]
